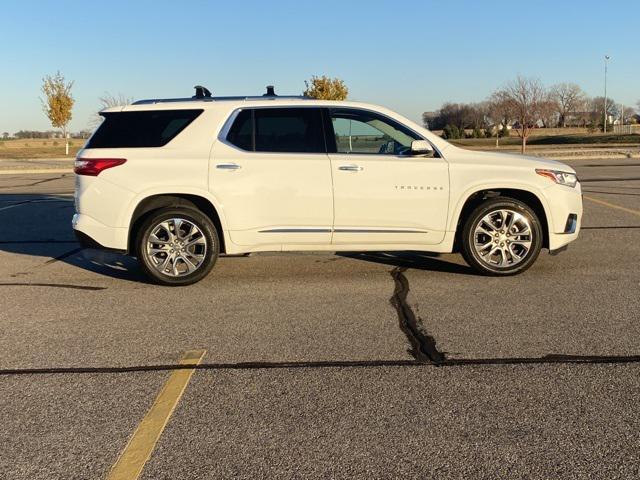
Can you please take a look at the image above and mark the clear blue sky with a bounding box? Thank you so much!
[0,0,638,133]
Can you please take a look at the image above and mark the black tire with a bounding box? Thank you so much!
[460,197,542,276]
[135,207,219,286]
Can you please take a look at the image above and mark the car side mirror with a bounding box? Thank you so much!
[410,140,434,156]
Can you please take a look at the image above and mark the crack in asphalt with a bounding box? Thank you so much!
[0,175,69,190]
[386,266,640,369]
[390,267,446,364]
[0,239,77,244]
[0,283,105,291]
[2,354,640,376]
[1,232,639,374]
[0,198,71,212]
[42,247,84,265]
[1,268,640,375]
[2,247,87,279]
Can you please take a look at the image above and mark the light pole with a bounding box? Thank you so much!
[603,55,610,133]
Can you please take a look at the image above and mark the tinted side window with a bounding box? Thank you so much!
[255,108,324,153]
[330,108,419,155]
[87,109,203,148]
[227,109,253,151]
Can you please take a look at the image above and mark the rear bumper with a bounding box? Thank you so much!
[72,213,128,252]
[549,244,569,256]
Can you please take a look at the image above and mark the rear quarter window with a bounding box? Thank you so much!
[86,109,203,148]
[226,109,253,151]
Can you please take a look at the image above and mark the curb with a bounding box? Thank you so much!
[533,155,640,161]
[0,168,73,175]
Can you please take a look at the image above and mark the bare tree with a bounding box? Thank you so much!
[433,102,474,130]
[468,102,489,130]
[422,111,439,130]
[620,105,636,125]
[100,92,133,109]
[550,83,586,127]
[487,91,512,124]
[589,96,619,130]
[487,91,512,147]
[538,93,559,128]
[90,92,133,127]
[495,76,546,153]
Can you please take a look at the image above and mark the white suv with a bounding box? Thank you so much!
[73,86,582,285]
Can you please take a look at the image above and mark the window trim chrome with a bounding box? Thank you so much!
[259,228,332,233]
[326,106,444,159]
[219,105,327,154]
[217,105,444,159]
[258,227,429,234]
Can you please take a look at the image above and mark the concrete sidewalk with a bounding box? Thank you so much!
[486,147,640,161]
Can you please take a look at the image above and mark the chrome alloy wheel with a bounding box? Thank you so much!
[145,218,208,277]
[472,209,533,268]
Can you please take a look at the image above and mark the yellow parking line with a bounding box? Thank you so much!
[107,349,206,480]
[584,195,640,218]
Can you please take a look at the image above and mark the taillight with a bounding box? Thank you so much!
[74,158,127,176]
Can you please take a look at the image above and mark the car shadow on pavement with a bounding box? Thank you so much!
[67,249,150,283]
[1,193,480,283]
[3,242,149,283]
[0,193,150,283]
[340,251,476,275]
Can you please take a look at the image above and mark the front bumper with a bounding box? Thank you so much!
[543,184,583,251]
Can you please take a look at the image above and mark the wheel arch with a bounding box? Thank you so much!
[452,187,550,251]
[127,193,226,254]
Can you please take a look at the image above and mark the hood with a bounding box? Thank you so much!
[444,146,576,173]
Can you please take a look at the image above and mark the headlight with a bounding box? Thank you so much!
[536,169,578,188]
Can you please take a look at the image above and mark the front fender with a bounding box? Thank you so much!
[448,182,553,233]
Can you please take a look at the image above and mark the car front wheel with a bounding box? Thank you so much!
[461,197,543,276]
[136,208,219,286]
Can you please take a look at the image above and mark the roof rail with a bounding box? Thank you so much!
[131,85,311,105]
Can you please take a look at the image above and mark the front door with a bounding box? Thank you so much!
[327,108,449,246]
[210,107,333,248]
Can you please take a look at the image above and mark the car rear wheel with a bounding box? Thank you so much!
[136,208,219,286]
[461,197,542,276]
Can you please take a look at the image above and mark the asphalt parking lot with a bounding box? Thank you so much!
[1,158,640,479]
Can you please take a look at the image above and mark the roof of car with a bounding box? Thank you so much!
[101,97,387,114]
[99,85,379,113]
[97,86,452,153]
[131,94,310,105]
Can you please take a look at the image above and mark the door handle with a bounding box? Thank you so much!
[338,164,363,172]
[216,163,241,170]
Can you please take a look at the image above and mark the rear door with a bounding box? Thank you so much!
[210,107,334,248]
[327,108,449,246]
